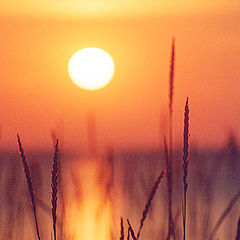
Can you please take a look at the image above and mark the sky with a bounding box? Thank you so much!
[0,1,239,153]
[1,0,240,17]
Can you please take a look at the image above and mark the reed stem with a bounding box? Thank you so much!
[17,134,41,240]
[182,98,189,240]
[52,140,59,240]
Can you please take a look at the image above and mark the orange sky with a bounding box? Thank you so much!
[0,2,239,153]
[1,0,240,17]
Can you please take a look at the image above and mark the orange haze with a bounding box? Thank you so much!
[0,4,239,153]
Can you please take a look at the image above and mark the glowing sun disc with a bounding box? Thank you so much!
[68,47,115,91]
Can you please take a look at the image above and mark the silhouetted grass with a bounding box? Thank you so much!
[209,189,240,240]
[182,98,189,240]
[17,134,41,240]
[120,217,124,240]
[167,38,176,240]
[51,140,59,240]
[127,219,137,240]
[164,137,175,240]
[136,169,165,239]
[236,217,240,240]
[127,227,130,240]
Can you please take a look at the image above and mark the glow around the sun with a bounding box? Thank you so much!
[68,47,115,91]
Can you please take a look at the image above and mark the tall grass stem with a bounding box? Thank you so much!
[235,217,240,240]
[182,98,189,240]
[167,38,175,240]
[52,140,59,240]
[164,137,175,240]
[120,217,124,240]
[127,219,137,240]
[137,169,165,239]
[209,189,240,240]
[17,134,41,240]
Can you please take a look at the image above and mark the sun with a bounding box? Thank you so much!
[68,47,115,91]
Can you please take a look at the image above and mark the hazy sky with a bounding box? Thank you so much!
[0,2,239,153]
[1,0,240,17]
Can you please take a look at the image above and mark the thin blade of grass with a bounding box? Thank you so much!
[52,140,59,240]
[209,189,240,240]
[169,38,175,117]
[182,98,189,240]
[235,217,240,240]
[167,38,176,240]
[164,137,175,240]
[120,217,124,240]
[127,219,137,240]
[127,227,130,240]
[136,169,166,239]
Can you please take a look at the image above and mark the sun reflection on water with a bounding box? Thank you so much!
[64,158,112,240]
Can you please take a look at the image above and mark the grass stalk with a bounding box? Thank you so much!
[127,219,137,240]
[137,169,166,239]
[127,227,130,240]
[52,140,59,240]
[17,134,41,240]
[167,38,175,240]
[235,217,240,240]
[182,98,189,240]
[164,137,175,240]
[169,38,175,117]
[209,189,240,240]
[120,217,124,240]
